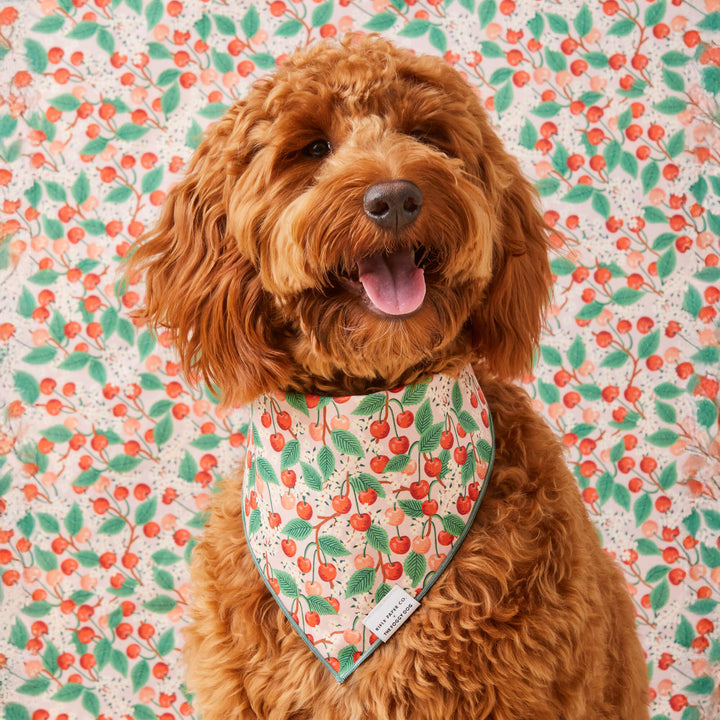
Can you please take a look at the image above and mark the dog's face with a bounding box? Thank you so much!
[128,37,551,405]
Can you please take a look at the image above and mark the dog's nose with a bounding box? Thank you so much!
[363,181,423,231]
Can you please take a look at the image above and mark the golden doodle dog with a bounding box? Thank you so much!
[127,35,650,720]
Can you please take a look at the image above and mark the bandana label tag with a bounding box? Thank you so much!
[362,585,420,642]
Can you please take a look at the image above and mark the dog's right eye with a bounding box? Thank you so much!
[302,139,332,159]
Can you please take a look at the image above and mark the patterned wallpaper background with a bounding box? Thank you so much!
[0,0,718,718]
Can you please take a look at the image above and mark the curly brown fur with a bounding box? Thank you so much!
[126,35,649,720]
[127,36,548,403]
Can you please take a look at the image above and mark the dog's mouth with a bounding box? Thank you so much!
[334,246,444,318]
[356,248,425,316]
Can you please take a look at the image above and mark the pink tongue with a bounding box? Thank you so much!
[357,250,426,316]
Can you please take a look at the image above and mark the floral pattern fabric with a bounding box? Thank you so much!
[243,365,493,681]
[0,0,718,718]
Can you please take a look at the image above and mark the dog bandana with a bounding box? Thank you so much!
[241,365,494,682]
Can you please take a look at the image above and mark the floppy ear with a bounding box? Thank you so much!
[124,102,290,406]
[472,156,552,379]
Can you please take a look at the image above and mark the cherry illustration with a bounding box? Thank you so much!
[409,480,429,499]
[389,535,411,554]
[383,561,403,580]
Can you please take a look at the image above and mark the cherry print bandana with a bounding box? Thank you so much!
[241,365,494,682]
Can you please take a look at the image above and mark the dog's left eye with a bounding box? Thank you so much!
[409,128,432,143]
[409,127,451,154]
[302,139,332,159]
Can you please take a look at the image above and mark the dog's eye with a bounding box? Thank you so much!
[409,128,432,143]
[409,127,450,154]
[302,139,332,159]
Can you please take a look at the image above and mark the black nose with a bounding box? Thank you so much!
[363,180,423,231]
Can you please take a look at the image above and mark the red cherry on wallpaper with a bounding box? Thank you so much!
[655,497,671,513]
[237,60,255,77]
[138,623,155,640]
[669,695,688,712]
[581,488,599,506]
[153,662,169,680]
[628,478,643,493]
[579,438,596,456]
[513,70,530,88]
[667,568,685,586]
[270,1,286,16]
[563,392,580,409]
[601,386,619,402]
[57,652,75,670]
[99,552,116,570]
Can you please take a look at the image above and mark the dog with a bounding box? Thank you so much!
[127,35,650,720]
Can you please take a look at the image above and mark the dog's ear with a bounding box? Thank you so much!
[471,155,552,379]
[124,102,289,406]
